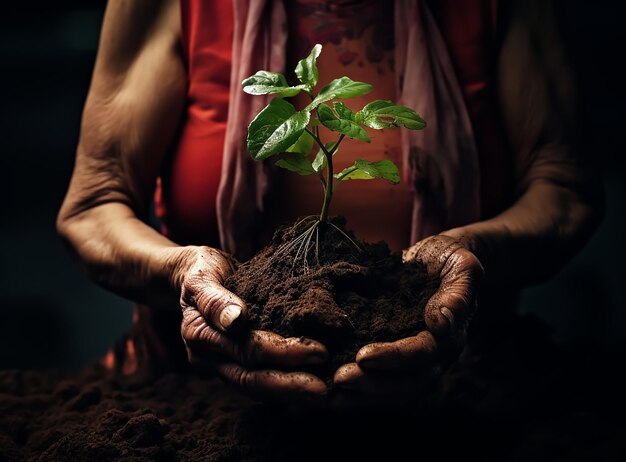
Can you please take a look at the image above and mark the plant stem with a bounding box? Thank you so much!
[329,134,344,155]
[305,127,324,147]
[319,150,333,223]
[305,129,345,223]
[334,165,357,181]
[319,133,345,222]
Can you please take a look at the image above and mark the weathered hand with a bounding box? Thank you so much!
[176,246,329,404]
[333,235,483,407]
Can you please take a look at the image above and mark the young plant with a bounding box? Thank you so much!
[243,44,426,260]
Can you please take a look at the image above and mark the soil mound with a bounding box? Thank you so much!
[225,217,437,369]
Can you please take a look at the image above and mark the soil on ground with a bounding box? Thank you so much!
[1,316,626,461]
[2,219,625,460]
[224,216,437,370]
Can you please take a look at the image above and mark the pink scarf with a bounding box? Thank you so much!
[217,0,480,260]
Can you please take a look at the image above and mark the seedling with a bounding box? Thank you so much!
[243,44,426,266]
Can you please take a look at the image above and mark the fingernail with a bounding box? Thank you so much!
[220,305,241,330]
[440,307,454,331]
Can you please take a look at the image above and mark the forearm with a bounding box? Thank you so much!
[55,0,188,309]
[442,179,603,287]
[465,1,608,287]
[57,201,195,309]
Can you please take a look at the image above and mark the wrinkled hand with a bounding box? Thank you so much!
[333,235,483,407]
[176,246,329,404]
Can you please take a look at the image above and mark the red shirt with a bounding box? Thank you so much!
[156,0,513,248]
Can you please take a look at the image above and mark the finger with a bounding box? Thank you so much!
[402,236,479,337]
[333,363,363,389]
[246,331,328,366]
[182,312,327,367]
[356,331,437,371]
[402,234,463,268]
[214,362,328,404]
[179,247,249,332]
[199,282,247,332]
[424,247,483,338]
[333,363,435,398]
[181,275,248,333]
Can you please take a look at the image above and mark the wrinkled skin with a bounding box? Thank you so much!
[57,0,602,411]
[179,236,483,409]
[332,235,484,407]
[177,246,329,404]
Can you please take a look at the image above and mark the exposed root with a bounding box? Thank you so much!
[314,226,320,266]
[291,222,317,275]
[329,222,361,252]
[236,216,361,279]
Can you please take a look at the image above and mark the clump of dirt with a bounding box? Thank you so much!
[225,216,438,370]
[0,366,266,462]
[2,318,626,461]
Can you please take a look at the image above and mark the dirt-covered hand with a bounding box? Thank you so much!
[333,235,483,406]
[177,246,329,404]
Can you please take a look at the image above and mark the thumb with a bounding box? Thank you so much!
[424,247,482,338]
[178,248,249,333]
[180,271,248,332]
[196,282,249,332]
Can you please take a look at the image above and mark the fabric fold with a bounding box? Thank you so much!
[218,0,481,260]
[395,0,481,242]
[217,0,287,259]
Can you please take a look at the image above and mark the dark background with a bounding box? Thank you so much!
[0,1,624,371]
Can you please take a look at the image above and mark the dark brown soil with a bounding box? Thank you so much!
[0,367,255,462]
[224,216,437,370]
[2,317,626,461]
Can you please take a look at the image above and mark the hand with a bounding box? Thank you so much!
[333,235,483,407]
[176,246,329,404]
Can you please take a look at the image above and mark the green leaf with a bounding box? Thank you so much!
[275,153,316,175]
[355,100,426,130]
[334,159,400,184]
[243,70,288,88]
[242,70,303,97]
[334,166,373,181]
[286,130,314,155]
[333,101,355,120]
[306,77,372,111]
[317,104,370,142]
[356,159,400,183]
[247,99,311,160]
[312,150,326,174]
[312,142,339,173]
[323,119,371,142]
[295,44,322,91]
[316,103,336,123]
[324,77,373,99]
